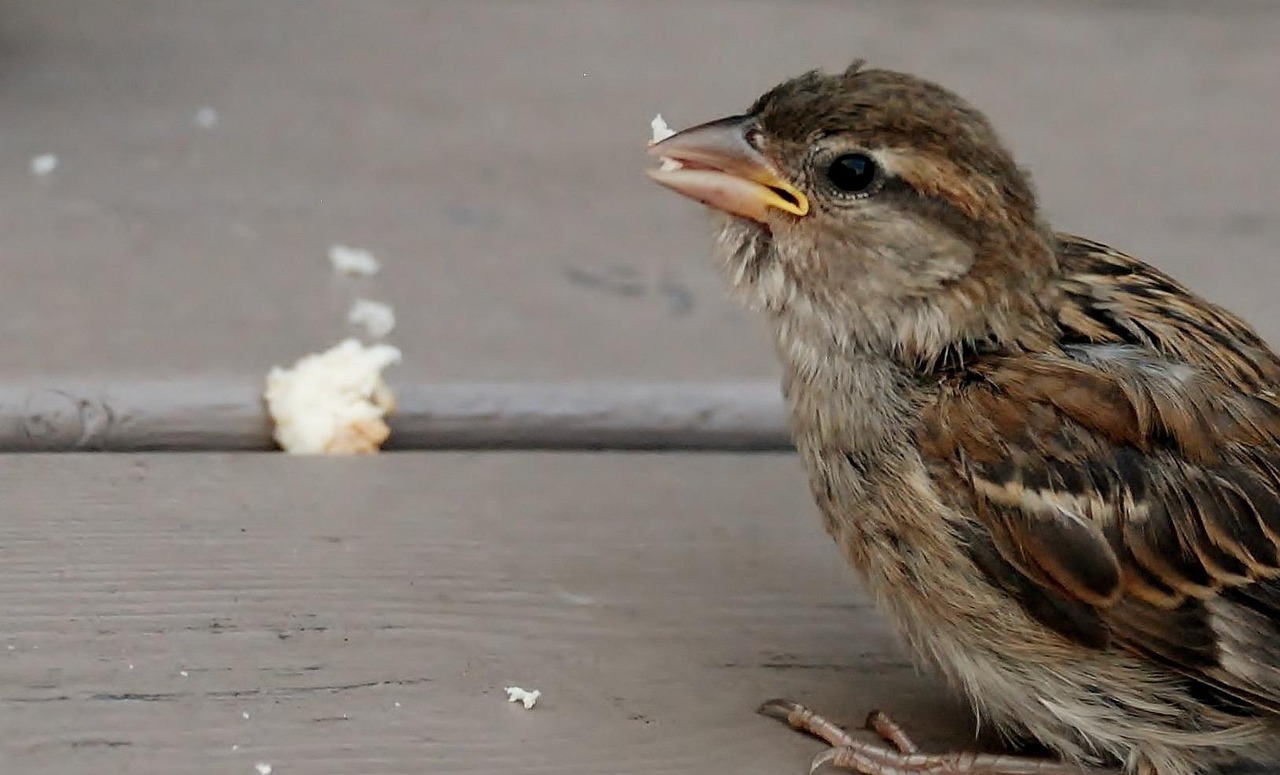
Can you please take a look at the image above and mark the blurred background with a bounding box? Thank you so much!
[1,1,1276,389]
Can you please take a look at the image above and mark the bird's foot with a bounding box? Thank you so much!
[758,699,1109,775]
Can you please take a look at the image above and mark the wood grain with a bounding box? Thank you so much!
[0,453,970,774]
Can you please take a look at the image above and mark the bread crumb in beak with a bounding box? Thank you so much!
[649,114,682,172]
[650,114,676,143]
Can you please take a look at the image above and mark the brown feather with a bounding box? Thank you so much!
[918,234,1280,722]
[663,64,1280,774]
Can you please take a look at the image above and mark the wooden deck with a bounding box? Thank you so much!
[0,453,973,774]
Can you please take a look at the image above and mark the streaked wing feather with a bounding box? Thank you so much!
[919,234,1280,716]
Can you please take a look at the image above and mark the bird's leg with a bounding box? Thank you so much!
[759,699,1114,775]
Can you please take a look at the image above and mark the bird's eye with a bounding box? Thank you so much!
[825,153,879,195]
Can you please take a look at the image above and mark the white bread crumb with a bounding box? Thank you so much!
[255,764,273,775]
[650,114,676,143]
[328,244,380,276]
[347,298,396,339]
[504,686,541,709]
[30,154,58,176]
[265,338,401,454]
[649,115,681,172]
[194,107,219,128]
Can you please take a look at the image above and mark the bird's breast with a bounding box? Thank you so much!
[780,348,924,535]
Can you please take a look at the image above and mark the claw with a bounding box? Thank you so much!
[809,747,838,775]
[759,698,805,720]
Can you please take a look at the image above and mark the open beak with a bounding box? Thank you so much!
[646,115,809,222]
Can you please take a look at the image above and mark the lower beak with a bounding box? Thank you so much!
[646,115,809,222]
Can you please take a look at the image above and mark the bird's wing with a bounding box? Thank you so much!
[1051,233,1280,392]
[917,235,1280,715]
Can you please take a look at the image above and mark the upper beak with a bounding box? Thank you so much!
[646,115,809,222]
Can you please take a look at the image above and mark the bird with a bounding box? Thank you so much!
[646,60,1280,775]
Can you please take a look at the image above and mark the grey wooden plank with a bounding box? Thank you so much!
[1,1,1278,385]
[0,453,973,774]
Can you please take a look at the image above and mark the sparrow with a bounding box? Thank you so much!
[646,61,1280,775]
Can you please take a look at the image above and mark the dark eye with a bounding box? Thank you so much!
[826,153,879,195]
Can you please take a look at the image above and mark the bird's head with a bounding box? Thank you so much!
[648,62,1058,370]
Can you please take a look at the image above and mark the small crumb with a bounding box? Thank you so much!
[232,744,239,752]
[30,154,58,176]
[242,711,251,720]
[194,107,219,128]
[179,670,189,677]
[650,114,676,144]
[649,115,681,172]
[265,338,401,454]
[347,298,396,339]
[255,764,273,775]
[128,663,134,670]
[328,244,380,276]
[504,686,541,709]
[394,701,402,708]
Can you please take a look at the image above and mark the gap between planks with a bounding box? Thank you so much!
[0,381,791,452]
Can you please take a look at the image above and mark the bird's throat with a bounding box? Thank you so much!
[779,334,918,461]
